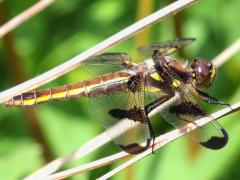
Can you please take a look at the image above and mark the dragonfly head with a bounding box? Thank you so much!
[191,58,216,88]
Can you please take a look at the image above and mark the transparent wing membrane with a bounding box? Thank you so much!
[82,53,154,154]
[89,76,153,154]
[83,53,135,76]
[164,95,228,149]
[137,38,195,60]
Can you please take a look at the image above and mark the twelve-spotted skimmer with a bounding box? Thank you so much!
[4,38,228,154]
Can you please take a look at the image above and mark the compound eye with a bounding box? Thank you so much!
[192,58,215,88]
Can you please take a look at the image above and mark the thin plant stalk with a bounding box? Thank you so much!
[212,38,240,67]
[0,0,55,38]
[44,102,240,180]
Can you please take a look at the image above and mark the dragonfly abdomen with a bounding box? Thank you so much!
[4,71,131,107]
[4,83,89,107]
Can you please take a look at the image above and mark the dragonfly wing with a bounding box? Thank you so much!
[163,96,228,149]
[83,53,136,76]
[137,38,195,60]
[89,74,153,154]
[146,56,228,149]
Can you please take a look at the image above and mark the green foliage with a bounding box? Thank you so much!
[0,0,240,179]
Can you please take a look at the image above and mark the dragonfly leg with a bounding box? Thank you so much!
[145,95,173,114]
[145,94,174,154]
[145,116,156,154]
[193,88,230,106]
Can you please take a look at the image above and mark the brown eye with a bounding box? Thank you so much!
[191,58,216,88]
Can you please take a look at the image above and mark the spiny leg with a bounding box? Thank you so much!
[193,88,232,111]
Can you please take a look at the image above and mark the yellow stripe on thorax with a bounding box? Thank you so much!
[145,87,161,93]
[150,72,164,82]
[172,79,181,87]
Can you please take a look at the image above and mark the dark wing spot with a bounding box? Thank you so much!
[127,75,141,92]
[169,102,204,116]
[119,138,151,154]
[108,107,146,123]
[108,109,127,119]
[200,128,228,149]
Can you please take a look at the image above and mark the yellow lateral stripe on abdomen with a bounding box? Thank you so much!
[21,90,51,107]
[4,71,132,107]
[4,83,88,107]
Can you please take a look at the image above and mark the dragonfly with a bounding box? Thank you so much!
[4,38,229,154]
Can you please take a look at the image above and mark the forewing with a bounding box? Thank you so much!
[89,77,152,154]
[83,53,135,76]
[147,57,228,149]
[137,38,195,60]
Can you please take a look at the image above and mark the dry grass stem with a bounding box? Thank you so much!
[0,0,55,38]
[26,95,176,179]
[98,103,240,180]
[212,37,240,67]
[26,98,240,179]
[38,102,240,180]
[47,151,130,180]
[25,133,111,179]
[0,0,196,103]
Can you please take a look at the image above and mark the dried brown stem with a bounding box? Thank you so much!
[0,2,53,163]
[212,38,240,67]
[0,0,55,38]
[134,0,154,60]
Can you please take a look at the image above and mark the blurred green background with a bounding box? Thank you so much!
[0,0,240,179]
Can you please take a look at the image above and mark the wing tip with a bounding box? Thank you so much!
[200,128,228,150]
[175,37,196,47]
[137,37,196,52]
